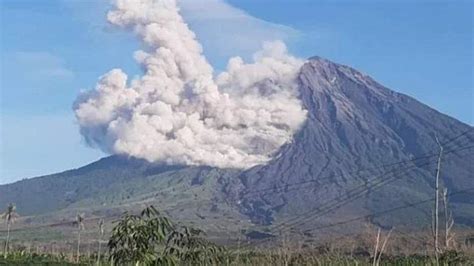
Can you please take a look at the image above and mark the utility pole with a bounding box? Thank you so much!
[434,135,444,264]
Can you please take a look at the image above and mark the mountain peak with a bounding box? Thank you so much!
[307,55,331,63]
[236,56,473,226]
[304,56,371,87]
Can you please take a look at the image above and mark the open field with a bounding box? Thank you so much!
[1,245,473,265]
[2,206,474,265]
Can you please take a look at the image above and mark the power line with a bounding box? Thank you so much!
[240,161,434,249]
[240,129,473,198]
[266,145,473,234]
[241,146,473,248]
[268,161,434,234]
[309,187,474,231]
[0,214,121,233]
[240,161,426,240]
[243,187,474,249]
[438,128,473,147]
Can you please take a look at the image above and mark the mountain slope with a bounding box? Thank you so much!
[228,57,473,231]
[1,56,472,240]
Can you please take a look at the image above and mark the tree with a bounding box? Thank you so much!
[164,226,224,264]
[108,206,174,265]
[442,188,455,250]
[75,213,85,262]
[372,227,393,266]
[97,218,105,266]
[432,135,444,265]
[108,205,224,265]
[2,203,19,257]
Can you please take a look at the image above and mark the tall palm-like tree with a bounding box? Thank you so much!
[2,203,19,257]
[75,213,85,262]
[97,218,104,265]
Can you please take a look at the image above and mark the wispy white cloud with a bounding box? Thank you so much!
[11,51,74,80]
[179,0,300,65]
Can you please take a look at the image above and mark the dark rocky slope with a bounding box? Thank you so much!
[228,57,473,231]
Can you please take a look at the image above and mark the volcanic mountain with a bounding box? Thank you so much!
[229,57,474,231]
[1,57,472,242]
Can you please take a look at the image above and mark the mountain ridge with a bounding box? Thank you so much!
[1,56,472,240]
[227,56,473,228]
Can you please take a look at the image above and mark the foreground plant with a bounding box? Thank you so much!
[108,205,223,265]
[75,213,85,263]
[2,203,19,257]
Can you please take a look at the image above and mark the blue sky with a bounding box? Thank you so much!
[0,0,472,184]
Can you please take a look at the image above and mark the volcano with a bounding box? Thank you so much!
[229,57,473,232]
[1,57,473,241]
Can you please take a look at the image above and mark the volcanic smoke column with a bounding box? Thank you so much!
[74,0,307,168]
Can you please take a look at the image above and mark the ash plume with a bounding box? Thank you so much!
[74,0,307,168]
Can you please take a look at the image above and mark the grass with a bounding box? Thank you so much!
[3,227,474,265]
[1,249,472,265]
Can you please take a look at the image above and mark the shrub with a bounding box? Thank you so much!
[108,205,224,265]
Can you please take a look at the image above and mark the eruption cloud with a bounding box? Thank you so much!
[74,0,307,169]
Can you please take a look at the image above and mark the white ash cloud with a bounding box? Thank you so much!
[74,0,307,169]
